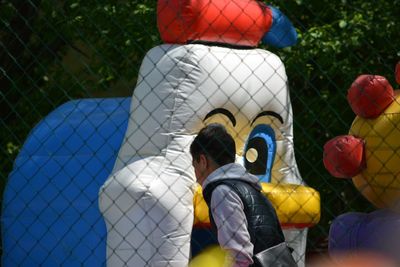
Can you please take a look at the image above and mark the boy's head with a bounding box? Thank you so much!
[190,123,236,183]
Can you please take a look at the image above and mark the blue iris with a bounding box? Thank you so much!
[244,124,276,183]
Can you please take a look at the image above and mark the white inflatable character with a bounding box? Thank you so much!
[100,1,314,266]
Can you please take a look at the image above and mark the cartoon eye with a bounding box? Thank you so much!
[244,124,276,182]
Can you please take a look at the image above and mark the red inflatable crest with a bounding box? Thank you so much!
[157,0,273,47]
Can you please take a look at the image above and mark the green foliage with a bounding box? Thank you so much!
[35,0,159,96]
[1,0,400,255]
[0,0,159,181]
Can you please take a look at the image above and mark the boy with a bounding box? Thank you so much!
[190,123,296,267]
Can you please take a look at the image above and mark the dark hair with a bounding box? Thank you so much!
[190,123,236,166]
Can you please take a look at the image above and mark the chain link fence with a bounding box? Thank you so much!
[1,0,400,266]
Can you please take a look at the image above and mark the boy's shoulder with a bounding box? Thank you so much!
[203,178,259,204]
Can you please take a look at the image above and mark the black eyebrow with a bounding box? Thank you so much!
[203,108,236,127]
[251,111,284,125]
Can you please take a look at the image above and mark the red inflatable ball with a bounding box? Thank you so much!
[347,75,394,119]
[157,0,272,47]
[323,135,365,178]
[396,61,400,84]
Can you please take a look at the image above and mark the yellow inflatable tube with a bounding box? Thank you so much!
[193,182,320,228]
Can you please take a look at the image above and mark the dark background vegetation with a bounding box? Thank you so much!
[1,0,399,257]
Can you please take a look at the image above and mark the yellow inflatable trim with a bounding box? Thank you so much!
[193,182,320,228]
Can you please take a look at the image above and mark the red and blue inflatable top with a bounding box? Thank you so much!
[157,0,297,48]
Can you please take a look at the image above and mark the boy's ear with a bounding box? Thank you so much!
[199,154,219,177]
[199,154,209,168]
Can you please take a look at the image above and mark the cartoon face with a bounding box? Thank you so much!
[114,44,302,185]
[201,105,287,183]
[324,72,400,209]
[180,44,299,184]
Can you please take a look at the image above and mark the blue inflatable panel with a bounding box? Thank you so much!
[262,6,298,48]
[2,98,130,266]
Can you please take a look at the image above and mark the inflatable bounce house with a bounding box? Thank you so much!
[2,1,320,266]
[323,62,400,263]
